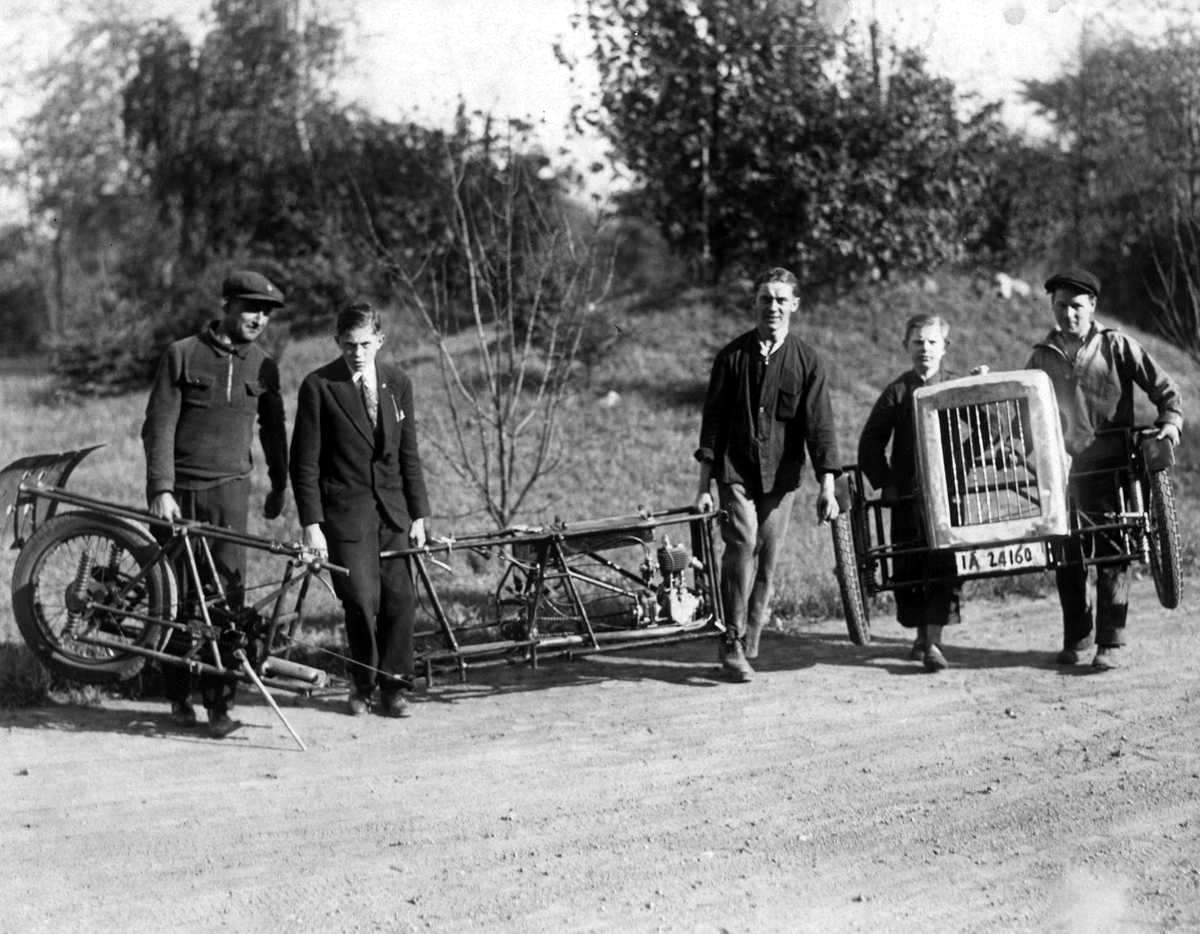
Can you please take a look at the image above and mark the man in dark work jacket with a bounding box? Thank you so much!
[141,269,289,737]
[695,267,841,682]
[290,301,430,718]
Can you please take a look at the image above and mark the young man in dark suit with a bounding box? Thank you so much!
[290,302,430,717]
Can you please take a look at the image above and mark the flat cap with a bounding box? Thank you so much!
[1043,266,1100,298]
[222,269,284,305]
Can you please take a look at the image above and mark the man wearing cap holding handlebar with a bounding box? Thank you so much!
[142,269,290,737]
[1027,266,1183,671]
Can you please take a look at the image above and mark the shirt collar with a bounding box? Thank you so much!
[758,334,786,359]
[201,322,248,358]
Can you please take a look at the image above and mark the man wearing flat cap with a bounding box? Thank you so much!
[1027,266,1183,671]
[141,269,290,736]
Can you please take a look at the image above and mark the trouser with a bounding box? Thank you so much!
[160,478,248,712]
[328,506,416,696]
[890,503,961,630]
[1056,469,1130,649]
[717,482,795,646]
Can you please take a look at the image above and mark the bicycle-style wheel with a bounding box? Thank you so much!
[832,512,871,645]
[12,511,177,683]
[1146,470,1182,609]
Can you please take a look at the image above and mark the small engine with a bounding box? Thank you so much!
[656,536,702,626]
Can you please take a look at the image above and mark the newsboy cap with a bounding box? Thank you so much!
[1043,266,1100,298]
[222,269,284,305]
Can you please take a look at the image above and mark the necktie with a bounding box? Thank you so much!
[360,375,378,429]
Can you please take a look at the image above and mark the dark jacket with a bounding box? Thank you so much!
[857,370,946,496]
[289,357,430,542]
[1027,322,1183,468]
[141,324,287,494]
[695,330,840,495]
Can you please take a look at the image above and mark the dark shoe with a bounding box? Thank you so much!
[1092,646,1121,671]
[170,701,197,727]
[207,710,242,739]
[909,637,927,661]
[923,644,949,672]
[1057,636,1093,666]
[378,692,411,718]
[721,640,755,683]
[347,692,371,717]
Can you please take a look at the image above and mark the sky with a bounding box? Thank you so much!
[0,0,1164,220]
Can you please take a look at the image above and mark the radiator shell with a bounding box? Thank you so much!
[913,370,1069,548]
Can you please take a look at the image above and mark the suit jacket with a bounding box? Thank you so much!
[290,357,430,541]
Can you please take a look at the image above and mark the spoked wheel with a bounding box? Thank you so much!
[831,512,871,645]
[12,511,177,683]
[1145,470,1182,609]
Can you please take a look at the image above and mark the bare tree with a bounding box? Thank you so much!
[1147,215,1200,362]
[384,127,616,528]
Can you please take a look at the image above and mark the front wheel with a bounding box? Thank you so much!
[832,513,871,645]
[12,512,177,683]
[1145,470,1182,609]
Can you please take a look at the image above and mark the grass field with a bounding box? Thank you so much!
[2,269,1196,700]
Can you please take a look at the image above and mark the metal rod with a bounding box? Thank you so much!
[234,649,306,752]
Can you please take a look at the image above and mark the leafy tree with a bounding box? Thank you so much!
[4,11,151,338]
[575,0,1009,283]
[1022,22,1200,343]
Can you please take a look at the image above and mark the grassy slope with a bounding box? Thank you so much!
[1,270,1196,694]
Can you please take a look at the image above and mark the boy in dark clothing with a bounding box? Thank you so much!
[858,314,961,671]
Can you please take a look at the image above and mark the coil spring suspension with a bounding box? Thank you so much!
[63,550,95,638]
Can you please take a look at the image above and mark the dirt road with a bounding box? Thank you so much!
[3,578,1199,933]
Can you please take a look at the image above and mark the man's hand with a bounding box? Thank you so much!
[149,492,182,522]
[695,462,714,514]
[816,474,840,524]
[301,523,328,559]
[263,488,286,520]
[1156,423,1181,446]
[409,517,427,549]
[881,484,900,507]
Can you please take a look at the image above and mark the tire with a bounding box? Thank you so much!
[12,512,176,684]
[1146,470,1183,610]
[832,512,871,645]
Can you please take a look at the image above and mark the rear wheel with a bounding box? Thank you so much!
[832,513,871,645]
[1145,470,1182,609]
[12,512,176,683]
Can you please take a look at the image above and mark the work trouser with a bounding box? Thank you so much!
[160,478,248,712]
[716,481,795,646]
[1056,469,1130,649]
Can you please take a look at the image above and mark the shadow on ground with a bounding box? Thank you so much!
[1,623,1096,740]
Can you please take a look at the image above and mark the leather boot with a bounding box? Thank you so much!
[721,638,755,683]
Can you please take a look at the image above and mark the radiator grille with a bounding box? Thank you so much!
[937,398,1043,527]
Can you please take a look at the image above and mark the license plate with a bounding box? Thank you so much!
[955,542,1047,577]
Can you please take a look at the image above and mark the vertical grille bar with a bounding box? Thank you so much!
[968,403,985,523]
[1013,400,1034,513]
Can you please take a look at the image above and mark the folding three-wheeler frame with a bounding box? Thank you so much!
[3,448,725,746]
